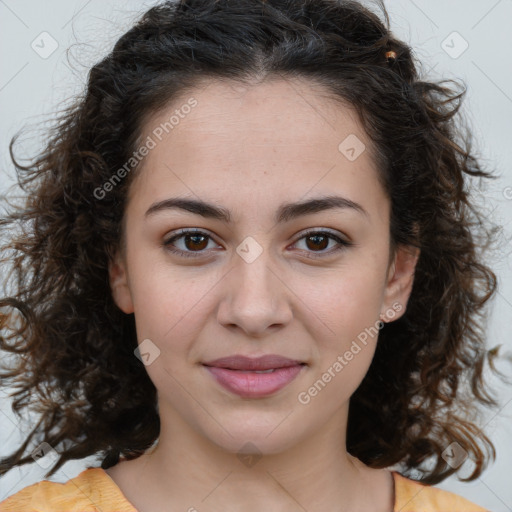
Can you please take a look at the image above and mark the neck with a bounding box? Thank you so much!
[108,401,394,512]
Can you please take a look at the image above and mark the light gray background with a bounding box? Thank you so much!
[1,0,511,509]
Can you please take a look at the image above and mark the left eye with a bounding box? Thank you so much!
[293,230,352,257]
[163,229,352,259]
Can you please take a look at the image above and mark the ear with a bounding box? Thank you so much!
[109,250,134,314]
[381,244,420,322]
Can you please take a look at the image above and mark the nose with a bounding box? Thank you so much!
[216,246,293,338]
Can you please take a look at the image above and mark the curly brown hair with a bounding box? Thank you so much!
[0,0,505,486]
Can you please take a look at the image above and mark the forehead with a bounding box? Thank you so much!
[144,77,372,157]
[129,77,388,222]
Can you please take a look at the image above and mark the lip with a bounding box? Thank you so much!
[203,354,304,371]
[202,354,306,398]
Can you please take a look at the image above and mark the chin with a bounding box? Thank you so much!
[197,412,307,457]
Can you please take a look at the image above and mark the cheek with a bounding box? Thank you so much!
[293,270,385,406]
[126,254,220,348]
[294,260,386,338]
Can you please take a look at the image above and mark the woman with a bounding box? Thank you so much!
[0,0,503,510]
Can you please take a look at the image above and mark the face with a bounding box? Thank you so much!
[109,77,419,456]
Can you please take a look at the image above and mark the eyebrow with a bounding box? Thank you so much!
[145,195,369,223]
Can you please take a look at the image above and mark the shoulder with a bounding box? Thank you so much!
[392,471,490,512]
[0,467,136,512]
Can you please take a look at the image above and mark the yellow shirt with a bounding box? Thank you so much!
[0,468,490,511]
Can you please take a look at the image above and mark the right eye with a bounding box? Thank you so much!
[163,229,221,258]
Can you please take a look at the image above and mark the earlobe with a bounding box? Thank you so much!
[109,251,134,314]
[381,244,420,321]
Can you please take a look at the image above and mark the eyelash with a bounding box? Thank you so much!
[162,228,353,260]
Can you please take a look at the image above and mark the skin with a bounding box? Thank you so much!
[107,77,420,512]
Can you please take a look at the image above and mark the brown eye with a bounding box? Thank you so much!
[182,233,209,251]
[163,228,353,260]
[163,230,218,258]
[304,233,329,251]
[293,230,353,259]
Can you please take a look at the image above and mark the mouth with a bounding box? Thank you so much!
[202,354,307,398]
